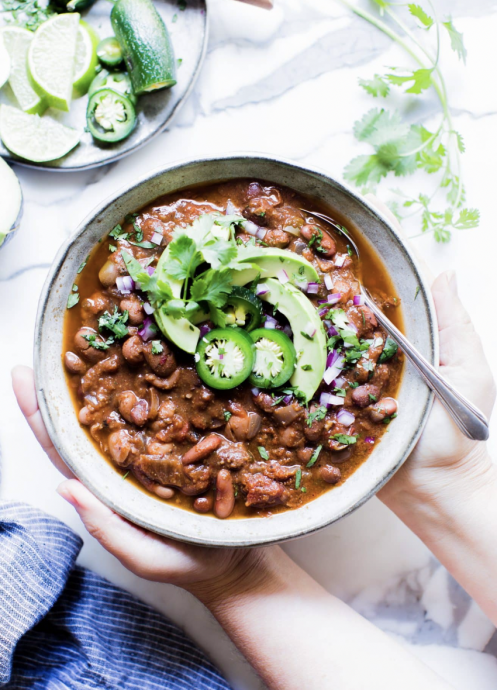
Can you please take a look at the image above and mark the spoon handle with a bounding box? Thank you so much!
[363,294,489,442]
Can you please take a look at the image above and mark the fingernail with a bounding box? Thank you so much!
[446,270,457,295]
[57,483,80,509]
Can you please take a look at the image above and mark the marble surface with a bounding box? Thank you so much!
[1,0,497,687]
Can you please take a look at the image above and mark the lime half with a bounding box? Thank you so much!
[73,21,99,98]
[28,13,80,112]
[1,27,46,115]
[0,104,81,163]
[0,35,10,89]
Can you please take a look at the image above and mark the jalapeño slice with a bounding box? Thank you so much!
[196,327,255,390]
[86,88,136,143]
[224,286,263,331]
[249,328,296,389]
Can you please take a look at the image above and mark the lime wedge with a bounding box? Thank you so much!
[0,104,81,163]
[27,13,80,112]
[0,27,46,115]
[0,35,11,89]
[73,21,99,98]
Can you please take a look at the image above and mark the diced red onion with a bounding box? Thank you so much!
[318,300,328,305]
[150,232,163,246]
[199,323,212,337]
[303,322,316,338]
[282,394,293,405]
[373,336,384,348]
[328,325,339,337]
[256,227,267,241]
[320,392,344,407]
[326,349,339,368]
[146,266,155,276]
[143,302,155,315]
[365,436,375,444]
[264,315,278,329]
[138,317,157,342]
[327,293,341,305]
[353,295,365,306]
[334,255,346,268]
[306,282,319,294]
[318,307,329,317]
[283,325,293,337]
[242,220,259,236]
[277,268,290,284]
[295,280,308,292]
[219,353,224,360]
[283,225,301,237]
[348,321,358,334]
[324,274,334,290]
[337,409,355,427]
[334,376,345,388]
[116,276,135,294]
[251,387,260,396]
[226,200,236,215]
[256,284,269,296]
[323,356,345,385]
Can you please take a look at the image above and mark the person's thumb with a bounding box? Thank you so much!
[432,271,495,417]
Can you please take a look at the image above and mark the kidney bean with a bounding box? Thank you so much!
[214,469,235,519]
[193,495,214,514]
[319,465,342,484]
[300,224,336,257]
[74,327,107,363]
[182,434,222,465]
[108,430,132,466]
[98,260,120,287]
[351,384,381,408]
[64,351,86,375]
[122,335,144,365]
[130,399,149,427]
[120,295,145,326]
[370,397,398,423]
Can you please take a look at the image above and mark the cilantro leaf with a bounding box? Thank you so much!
[258,446,269,460]
[387,68,433,95]
[358,74,390,98]
[408,4,433,28]
[453,208,479,230]
[201,237,238,269]
[166,235,203,281]
[98,306,129,339]
[306,406,327,428]
[306,445,322,468]
[332,433,358,445]
[83,334,114,351]
[442,19,467,63]
[151,340,163,354]
[190,269,232,307]
[67,292,79,309]
[121,250,173,304]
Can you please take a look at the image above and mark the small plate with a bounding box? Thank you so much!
[0,0,207,171]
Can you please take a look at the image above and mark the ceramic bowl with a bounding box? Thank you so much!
[35,154,437,547]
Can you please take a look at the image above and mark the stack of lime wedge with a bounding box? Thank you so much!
[0,14,101,162]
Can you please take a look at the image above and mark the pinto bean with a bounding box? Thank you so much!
[182,434,222,465]
[279,426,304,448]
[143,341,176,377]
[117,391,139,423]
[130,399,149,427]
[81,355,120,393]
[300,224,336,257]
[145,370,180,390]
[214,469,235,519]
[108,430,132,466]
[320,465,342,484]
[74,327,107,363]
[193,495,214,513]
[158,399,176,421]
[122,335,144,364]
[64,351,86,375]
[304,405,326,441]
[226,409,262,441]
[133,467,175,499]
[156,415,189,443]
[351,384,381,408]
[264,229,291,248]
[254,392,275,413]
[370,397,398,423]
[78,406,92,425]
[120,295,145,326]
[81,292,109,319]
[98,260,120,287]
[273,403,302,426]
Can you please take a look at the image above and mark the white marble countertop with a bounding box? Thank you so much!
[1,0,497,687]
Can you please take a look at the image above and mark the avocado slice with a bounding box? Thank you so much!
[259,278,326,402]
[232,247,319,287]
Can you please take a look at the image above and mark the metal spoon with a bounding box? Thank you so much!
[301,209,489,442]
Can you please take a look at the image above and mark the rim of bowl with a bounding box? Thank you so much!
[34,153,438,547]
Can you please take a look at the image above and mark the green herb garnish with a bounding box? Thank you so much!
[151,340,164,355]
[295,467,302,489]
[98,307,129,339]
[258,446,269,460]
[332,433,358,445]
[67,293,79,309]
[307,445,323,468]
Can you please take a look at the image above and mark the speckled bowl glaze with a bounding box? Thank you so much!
[35,154,437,547]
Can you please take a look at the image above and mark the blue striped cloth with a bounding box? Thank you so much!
[0,501,230,690]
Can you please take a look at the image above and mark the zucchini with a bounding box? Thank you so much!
[110,0,176,95]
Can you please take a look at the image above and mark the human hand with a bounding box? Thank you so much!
[365,197,496,506]
[12,365,275,602]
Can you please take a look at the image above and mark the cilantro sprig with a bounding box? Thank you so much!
[341,0,478,242]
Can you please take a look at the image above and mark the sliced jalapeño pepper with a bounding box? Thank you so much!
[96,37,124,68]
[248,328,296,389]
[196,327,254,390]
[89,69,137,105]
[224,286,263,332]
[86,88,136,143]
